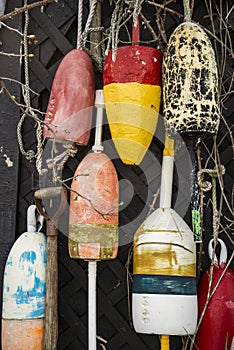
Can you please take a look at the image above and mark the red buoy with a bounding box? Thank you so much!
[43,49,95,145]
[69,152,119,260]
[194,239,234,350]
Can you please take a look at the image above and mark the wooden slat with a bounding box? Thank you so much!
[29,55,54,90]
[30,7,73,55]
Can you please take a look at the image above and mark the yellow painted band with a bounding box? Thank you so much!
[133,248,196,277]
[104,82,161,109]
[163,134,174,157]
[103,83,161,165]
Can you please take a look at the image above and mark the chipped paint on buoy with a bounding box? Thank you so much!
[132,208,197,335]
[3,154,13,167]
[2,231,46,349]
[163,22,220,137]
[69,152,119,260]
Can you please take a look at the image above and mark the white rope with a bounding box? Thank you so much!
[133,0,142,26]
[17,0,44,174]
[82,0,98,47]
[77,0,83,49]
[105,0,124,61]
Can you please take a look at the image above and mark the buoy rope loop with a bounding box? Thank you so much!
[17,0,44,173]
[198,166,225,192]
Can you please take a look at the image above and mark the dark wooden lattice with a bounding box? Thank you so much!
[9,0,234,349]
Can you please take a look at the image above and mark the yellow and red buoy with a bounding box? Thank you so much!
[43,49,95,145]
[103,23,162,165]
[69,152,119,260]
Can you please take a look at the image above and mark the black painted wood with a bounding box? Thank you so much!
[0,0,21,341]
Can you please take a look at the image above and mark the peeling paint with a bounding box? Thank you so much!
[3,154,13,167]
[2,231,46,319]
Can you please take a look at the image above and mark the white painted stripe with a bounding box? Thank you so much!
[132,293,197,335]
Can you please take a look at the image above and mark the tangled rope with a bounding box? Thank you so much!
[77,0,104,71]
[105,0,145,61]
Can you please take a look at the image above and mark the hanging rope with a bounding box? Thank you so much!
[133,0,143,27]
[76,0,104,71]
[77,0,83,49]
[46,142,78,182]
[193,165,226,350]
[81,0,98,47]
[17,0,44,174]
[105,0,124,61]
[198,165,225,243]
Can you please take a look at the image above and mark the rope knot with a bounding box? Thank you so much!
[198,165,225,241]
[198,165,225,192]
[25,149,35,161]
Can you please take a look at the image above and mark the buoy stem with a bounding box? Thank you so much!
[160,335,170,350]
[88,261,97,350]
[132,16,140,45]
[92,89,104,153]
[27,205,37,232]
[183,0,191,22]
[159,135,174,209]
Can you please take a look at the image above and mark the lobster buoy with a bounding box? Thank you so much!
[132,136,197,335]
[193,238,234,350]
[163,22,220,137]
[2,206,46,350]
[103,21,162,165]
[162,16,220,243]
[43,49,95,145]
[69,152,119,260]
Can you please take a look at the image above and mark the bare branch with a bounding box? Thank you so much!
[0,0,58,22]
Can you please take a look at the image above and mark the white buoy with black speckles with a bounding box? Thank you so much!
[163,22,220,137]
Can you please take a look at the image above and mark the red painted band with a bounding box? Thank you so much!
[103,46,162,86]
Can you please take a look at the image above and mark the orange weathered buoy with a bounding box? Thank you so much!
[43,49,95,145]
[103,21,162,165]
[69,152,119,260]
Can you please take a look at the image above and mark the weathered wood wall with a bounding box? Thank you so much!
[0,0,233,349]
[0,0,21,326]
